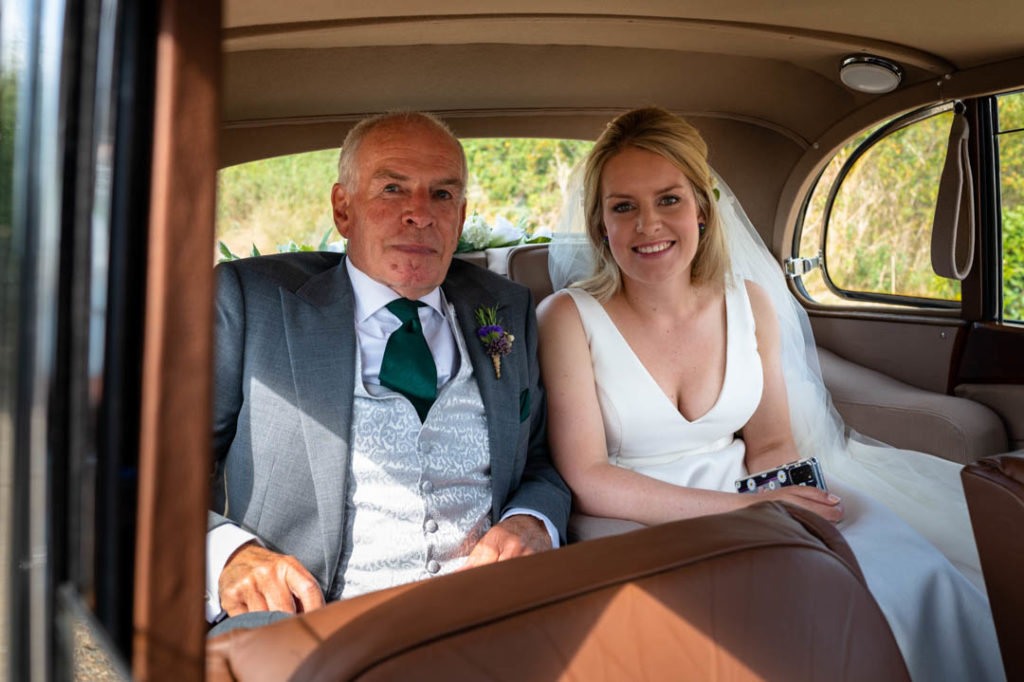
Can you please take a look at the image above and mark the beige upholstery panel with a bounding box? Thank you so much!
[955,383,1024,450]
[484,244,516,275]
[223,46,850,147]
[810,314,960,393]
[451,250,487,269]
[819,347,1007,463]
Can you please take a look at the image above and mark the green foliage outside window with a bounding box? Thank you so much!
[217,149,340,259]
[463,138,592,234]
[999,91,1024,320]
[1004,207,1024,320]
[824,111,960,301]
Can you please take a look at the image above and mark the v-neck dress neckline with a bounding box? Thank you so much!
[565,276,763,491]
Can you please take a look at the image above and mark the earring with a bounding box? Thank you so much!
[699,222,706,235]
[602,235,609,245]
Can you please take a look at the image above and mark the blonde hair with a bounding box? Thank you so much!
[576,107,729,301]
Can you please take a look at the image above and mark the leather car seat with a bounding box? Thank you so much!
[962,452,1024,680]
[206,502,907,681]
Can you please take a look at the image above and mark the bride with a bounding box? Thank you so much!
[537,107,1004,681]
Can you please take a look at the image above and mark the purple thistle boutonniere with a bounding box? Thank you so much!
[474,305,515,378]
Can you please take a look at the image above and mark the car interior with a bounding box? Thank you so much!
[2,0,1023,680]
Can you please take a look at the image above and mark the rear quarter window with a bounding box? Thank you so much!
[796,106,959,308]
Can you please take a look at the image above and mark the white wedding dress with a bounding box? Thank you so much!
[563,280,1005,682]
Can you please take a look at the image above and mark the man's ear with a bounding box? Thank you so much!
[457,200,467,240]
[331,183,352,238]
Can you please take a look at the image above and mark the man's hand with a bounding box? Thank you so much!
[218,542,325,617]
[460,514,552,571]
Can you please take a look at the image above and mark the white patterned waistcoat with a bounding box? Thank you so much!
[333,306,492,600]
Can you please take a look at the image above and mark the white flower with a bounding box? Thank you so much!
[488,216,525,248]
[532,225,552,240]
[462,213,492,250]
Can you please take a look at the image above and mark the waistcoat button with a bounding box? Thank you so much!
[420,480,434,494]
[424,519,438,533]
[426,560,440,574]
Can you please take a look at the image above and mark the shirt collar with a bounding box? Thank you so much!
[346,257,446,323]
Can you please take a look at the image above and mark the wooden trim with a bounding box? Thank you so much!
[132,0,220,679]
[957,322,1024,384]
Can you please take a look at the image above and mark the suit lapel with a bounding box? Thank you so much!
[280,260,355,586]
[445,267,520,521]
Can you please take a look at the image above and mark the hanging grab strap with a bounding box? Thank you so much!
[931,104,975,280]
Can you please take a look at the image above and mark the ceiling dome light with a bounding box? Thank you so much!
[840,55,903,94]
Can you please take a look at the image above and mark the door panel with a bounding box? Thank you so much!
[809,314,963,394]
[955,322,1024,450]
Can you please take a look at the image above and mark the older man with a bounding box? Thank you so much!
[206,112,570,627]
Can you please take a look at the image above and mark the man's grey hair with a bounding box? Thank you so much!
[336,111,468,189]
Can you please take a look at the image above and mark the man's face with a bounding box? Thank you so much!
[332,122,466,299]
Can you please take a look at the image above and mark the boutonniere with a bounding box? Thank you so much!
[474,305,515,378]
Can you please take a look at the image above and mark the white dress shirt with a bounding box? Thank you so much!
[206,258,558,622]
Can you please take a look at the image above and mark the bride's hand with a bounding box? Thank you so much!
[752,486,844,523]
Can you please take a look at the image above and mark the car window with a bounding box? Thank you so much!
[795,106,959,307]
[797,129,874,306]
[216,139,592,258]
[217,148,339,258]
[998,90,1024,321]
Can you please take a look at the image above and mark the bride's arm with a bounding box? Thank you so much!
[537,291,754,525]
[734,282,843,522]
[741,280,802,476]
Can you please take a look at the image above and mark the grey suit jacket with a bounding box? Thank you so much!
[209,252,570,595]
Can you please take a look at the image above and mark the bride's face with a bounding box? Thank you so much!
[600,146,704,287]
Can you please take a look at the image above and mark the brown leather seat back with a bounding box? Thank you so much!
[505,243,553,302]
[962,453,1024,679]
[207,503,907,681]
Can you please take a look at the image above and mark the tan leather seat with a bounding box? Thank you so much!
[962,452,1024,680]
[452,250,487,269]
[505,243,554,302]
[819,347,1007,463]
[206,502,907,681]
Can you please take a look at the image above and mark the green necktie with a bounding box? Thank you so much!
[379,298,438,422]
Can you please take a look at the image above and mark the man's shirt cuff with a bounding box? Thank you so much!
[500,508,560,549]
[206,524,261,622]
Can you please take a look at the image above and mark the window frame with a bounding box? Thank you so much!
[795,101,961,311]
[991,88,1024,324]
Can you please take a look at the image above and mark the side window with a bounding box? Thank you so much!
[796,106,959,307]
[217,148,340,257]
[998,90,1024,321]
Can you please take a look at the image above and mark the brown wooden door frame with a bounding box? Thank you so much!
[132,0,220,678]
